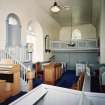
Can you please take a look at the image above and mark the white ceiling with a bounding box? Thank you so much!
[36,0,92,26]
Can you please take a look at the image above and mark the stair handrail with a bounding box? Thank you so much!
[5,47,32,62]
[0,49,30,82]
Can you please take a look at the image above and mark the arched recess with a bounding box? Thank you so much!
[26,20,44,63]
[6,13,21,47]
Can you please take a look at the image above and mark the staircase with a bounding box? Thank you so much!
[0,47,32,92]
[6,47,32,62]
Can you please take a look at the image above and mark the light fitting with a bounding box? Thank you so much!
[50,2,61,13]
[67,41,75,47]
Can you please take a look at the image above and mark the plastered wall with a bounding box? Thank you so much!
[59,24,96,41]
[0,0,61,61]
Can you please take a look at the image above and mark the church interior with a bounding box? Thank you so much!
[0,0,105,105]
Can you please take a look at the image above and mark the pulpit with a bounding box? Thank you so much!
[44,63,62,85]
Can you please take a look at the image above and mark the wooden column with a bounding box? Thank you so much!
[26,71,34,91]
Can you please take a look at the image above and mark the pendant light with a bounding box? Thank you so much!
[50,1,61,13]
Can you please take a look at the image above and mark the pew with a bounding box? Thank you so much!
[0,64,20,102]
[72,72,84,90]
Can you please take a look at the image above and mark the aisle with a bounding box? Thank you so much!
[56,70,77,88]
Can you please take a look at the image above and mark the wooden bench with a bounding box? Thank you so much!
[0,64,20,102]
[72,72,84,91]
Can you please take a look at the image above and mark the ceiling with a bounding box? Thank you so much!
[36,0,93,26]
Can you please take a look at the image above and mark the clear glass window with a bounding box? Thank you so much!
[8,16,18,25]
[72,29,82,40]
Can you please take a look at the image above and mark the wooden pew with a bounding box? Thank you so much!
[0,64,20,103]
[72,72,84,91]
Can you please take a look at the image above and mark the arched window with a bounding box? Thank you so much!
[26,20,43,63]
[8,16,18,25]
[6,13,21,47]
[72,29,82,40]
[26,20,36,44]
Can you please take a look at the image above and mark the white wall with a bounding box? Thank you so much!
[0,0,61,61]
[59,24,96,41]
[100,0,105,63]
[92,0,101,36]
